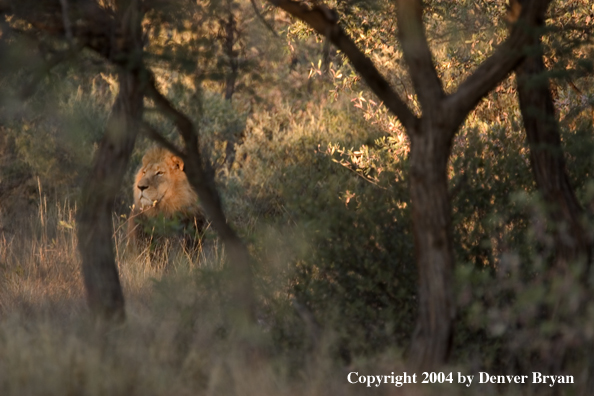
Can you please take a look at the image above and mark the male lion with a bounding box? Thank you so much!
[127,146,206,249]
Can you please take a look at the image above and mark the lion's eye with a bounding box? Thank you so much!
[156,171,164,176]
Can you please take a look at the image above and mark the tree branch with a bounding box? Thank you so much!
[250,0,279,38]
[144,73,256,324]
[444,0,553,131]
[144,75,196,144]
[140,122,185,160]
[395,0,444,111]
[267,0,418,131]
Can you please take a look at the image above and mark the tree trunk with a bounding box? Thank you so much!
[516,41,590,271]
[513,6,592,390]
[184,153,256,324]
[77,0,144,323]
[77,73,142,323]
[407,119,456,370]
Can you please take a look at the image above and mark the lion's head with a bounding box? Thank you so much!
[128,147,206,249]
[133,146,199,218]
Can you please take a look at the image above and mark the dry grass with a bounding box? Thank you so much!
[0,198,84,317]
[0,199,365,396]
[0,198,587,396]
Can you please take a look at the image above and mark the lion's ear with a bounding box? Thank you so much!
[171,155,185,171]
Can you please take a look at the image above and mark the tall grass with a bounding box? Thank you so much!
[2,191,589,396]
[0,187,82,318]
[0,193,379,396]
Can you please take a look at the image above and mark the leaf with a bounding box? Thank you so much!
[58,220,74,229]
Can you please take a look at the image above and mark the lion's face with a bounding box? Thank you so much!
[133,147,198,217]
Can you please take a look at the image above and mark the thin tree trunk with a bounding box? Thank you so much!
[516,40,590,270]
[511,4,592,391]
[184,152,256,324]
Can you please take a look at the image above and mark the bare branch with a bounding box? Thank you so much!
[267,0,418,131]
[250,0,279,37]
[395,0,444,111]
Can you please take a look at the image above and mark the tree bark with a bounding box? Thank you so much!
[511,3,592,389]
[515,30,590,271]
[392,0,455,370]
[76,0,144,323]
[407,118,456,370]
[77,82,137,323]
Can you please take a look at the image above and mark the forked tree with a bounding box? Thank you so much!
[267,0,558,370]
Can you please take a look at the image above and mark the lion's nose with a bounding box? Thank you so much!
[137,182,148,192]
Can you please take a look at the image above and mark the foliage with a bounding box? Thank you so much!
[226,96,416,356]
